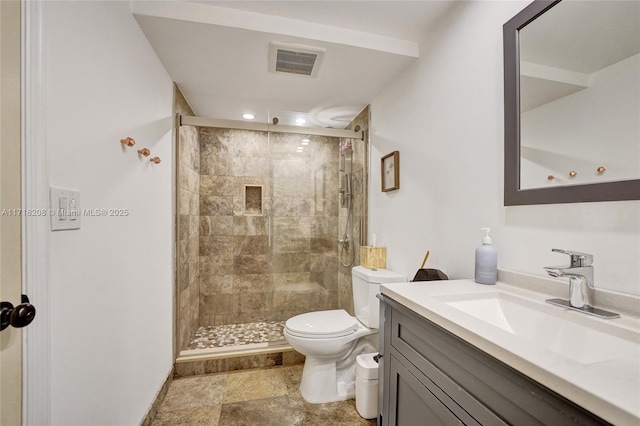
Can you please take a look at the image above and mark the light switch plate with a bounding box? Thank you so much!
[50,187,81,231]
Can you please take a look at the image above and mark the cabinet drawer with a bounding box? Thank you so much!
[385,296,608,426]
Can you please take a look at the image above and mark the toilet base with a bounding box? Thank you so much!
[298,334,377,404]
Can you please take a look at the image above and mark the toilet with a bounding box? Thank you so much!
[284,266,406,404]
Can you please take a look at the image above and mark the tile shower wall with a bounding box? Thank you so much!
[175,85,200,353]
[339,107,370,315]
[198,128,342,326]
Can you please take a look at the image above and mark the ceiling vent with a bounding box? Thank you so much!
[269,42,325,78]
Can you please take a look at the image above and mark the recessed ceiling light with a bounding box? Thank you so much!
[296,118,306,125]
[242,113,255,120]
[301,138,310,145]
[296,146,304,152]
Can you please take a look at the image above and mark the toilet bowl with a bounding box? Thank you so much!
[284,310,377,403]
[284,267,406,404]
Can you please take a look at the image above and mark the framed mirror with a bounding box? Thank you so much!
[503,0,640,205]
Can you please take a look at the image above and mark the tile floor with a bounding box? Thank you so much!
[152,364,377,426]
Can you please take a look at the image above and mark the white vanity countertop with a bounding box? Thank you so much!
[380,278,640,425]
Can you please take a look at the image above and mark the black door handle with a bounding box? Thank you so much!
[0,294,36,331]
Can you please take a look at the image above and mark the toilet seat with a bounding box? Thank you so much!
[285,309,359,339]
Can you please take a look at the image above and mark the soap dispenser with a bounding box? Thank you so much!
[475,228,497,285]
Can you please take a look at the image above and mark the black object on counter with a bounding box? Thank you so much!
[412,268,448,282]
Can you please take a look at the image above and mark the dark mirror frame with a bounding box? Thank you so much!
[503,0,640,206]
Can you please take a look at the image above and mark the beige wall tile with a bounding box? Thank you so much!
[271,272,311,290]
[233,254,269,275]
[272,217,311,236]
[311,271,338,295]
[273,176,314,198]
[271,236,310,254]
[272,291,311,312]
[310,237,336,253]
[200,216,233,236]
[200,275,234,296]
[200,175,236,197]
[232,236,268,256]
[200,195,234,216]
[238,292,271,314]
[200,294,238,316]
[200,235,233,256]
[311,217,339,237]
[310,253,338,272]
[231,157,272,178]
[232,216,268,236]
[271,253,310,273]
[233,274,272,293]
[200,254,234,276]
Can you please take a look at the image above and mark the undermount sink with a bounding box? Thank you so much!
[434,291,639,365]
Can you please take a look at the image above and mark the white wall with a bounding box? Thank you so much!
[44,2,174,424]
[370,0,640,296]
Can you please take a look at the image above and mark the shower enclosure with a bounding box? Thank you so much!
[175,96,369,362]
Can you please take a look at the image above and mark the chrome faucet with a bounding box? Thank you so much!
[543,249,619,319]
[544,249,594,308]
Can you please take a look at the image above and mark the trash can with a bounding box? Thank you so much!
[355,352,379,419]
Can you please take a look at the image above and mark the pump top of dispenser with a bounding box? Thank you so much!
[481,228,492,244]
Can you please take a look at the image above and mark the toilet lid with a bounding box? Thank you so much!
[285,310,358,338]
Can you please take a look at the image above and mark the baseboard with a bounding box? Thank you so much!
[139,365,175,426]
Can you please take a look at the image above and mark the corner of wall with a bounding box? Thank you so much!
[174,84,200,354]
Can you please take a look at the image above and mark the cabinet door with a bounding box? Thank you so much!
[388,354,474,426]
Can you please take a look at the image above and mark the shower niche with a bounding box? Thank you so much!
[244,185,263,215]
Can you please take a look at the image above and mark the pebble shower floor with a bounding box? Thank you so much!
[187,320,287,350]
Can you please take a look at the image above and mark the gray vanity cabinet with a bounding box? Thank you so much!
[378,295,610,426]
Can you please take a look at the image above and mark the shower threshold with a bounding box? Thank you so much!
[178,320,291,362]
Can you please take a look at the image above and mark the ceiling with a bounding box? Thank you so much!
[519,0,640,112]
[132,0,459,128]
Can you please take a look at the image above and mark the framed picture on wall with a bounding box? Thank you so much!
[381,151,400,192]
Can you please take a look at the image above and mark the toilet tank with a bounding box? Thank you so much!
[352,266,406,328]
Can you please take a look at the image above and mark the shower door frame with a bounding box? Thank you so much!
[175,114,368,358]
[180,115,364,141]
